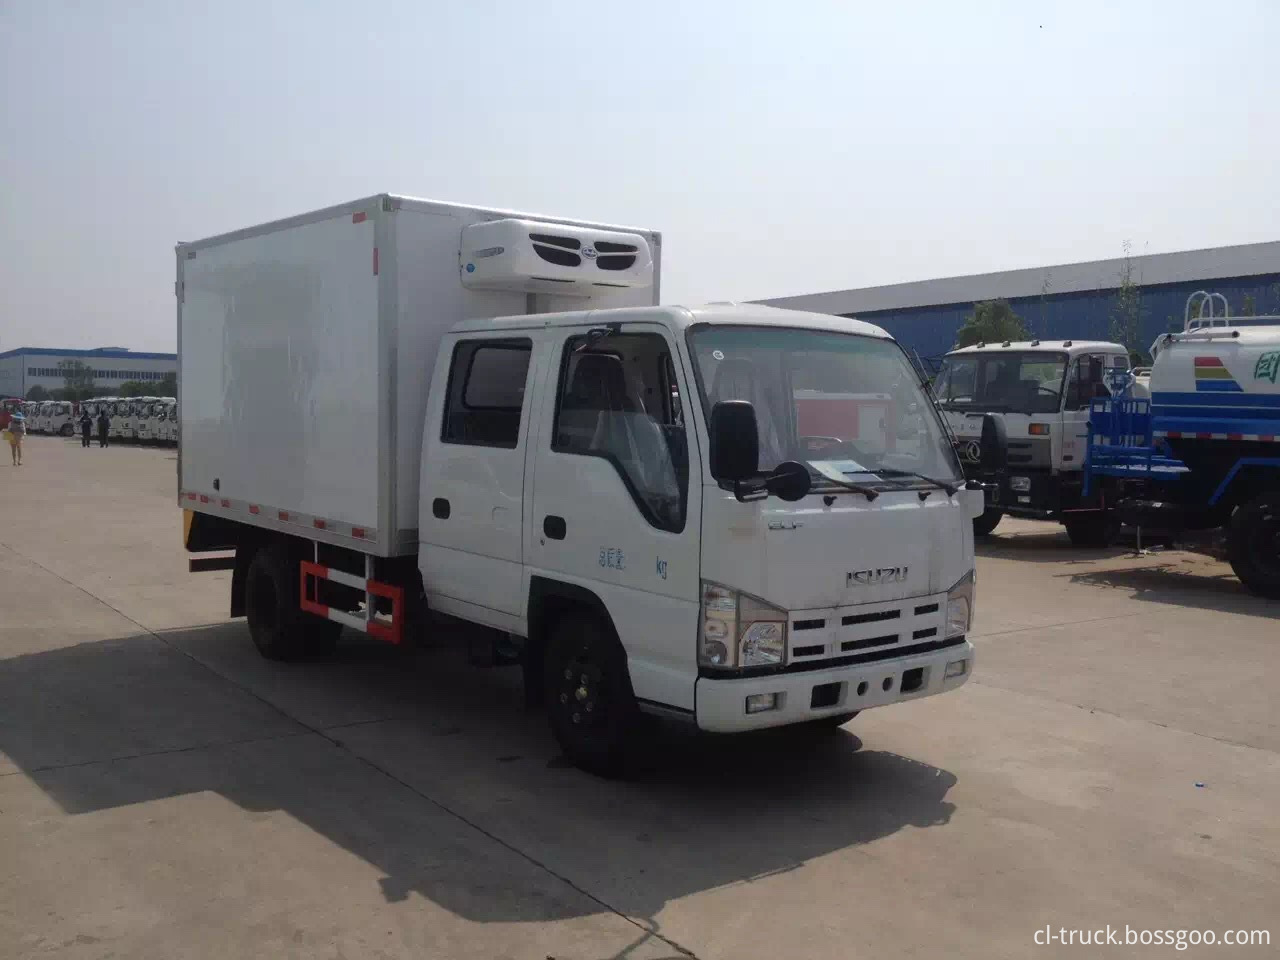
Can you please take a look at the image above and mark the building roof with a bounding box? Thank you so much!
[0,347,176,361]
[758,240,1280,317]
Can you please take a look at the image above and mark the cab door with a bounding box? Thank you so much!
[526,322,701,711]
[419,333,543,633]
[1061,353,1112,467]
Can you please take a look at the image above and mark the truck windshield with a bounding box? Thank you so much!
[934,351,1067,415]
[689,326,961,482]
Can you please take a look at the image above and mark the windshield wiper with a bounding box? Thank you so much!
[868,468,959,498]
[808,460,879,501]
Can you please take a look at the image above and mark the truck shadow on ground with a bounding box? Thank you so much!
[978,528,1184,566]
[0,626,957,925]
[975,530,1119,564]
[1066,565,1280,620]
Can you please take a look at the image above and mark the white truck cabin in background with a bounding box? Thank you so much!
[934,339,1131,544]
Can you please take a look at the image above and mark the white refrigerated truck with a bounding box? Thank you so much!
[180,194,980,774]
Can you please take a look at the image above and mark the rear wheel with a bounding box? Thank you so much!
[972,507,1003,537]
[59,423,74,437]
[1063,512,1120,547]
[544,612,639,777]
[1227,492,1280,599]
[245,543,341,660]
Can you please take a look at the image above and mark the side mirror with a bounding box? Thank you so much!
[980,414,1007,470]
[709,400,759,484]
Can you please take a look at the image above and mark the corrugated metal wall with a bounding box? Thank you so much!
[851,274,1280,360]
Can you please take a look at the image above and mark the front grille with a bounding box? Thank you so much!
[841,633,897,652]
[842,609,899,626]
[789,592,947,666]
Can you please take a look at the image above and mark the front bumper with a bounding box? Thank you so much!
[966,468,1090,519]
[695,639,974,733]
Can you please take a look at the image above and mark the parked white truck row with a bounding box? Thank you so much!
[20,397,179,443]
[180,194,982,776]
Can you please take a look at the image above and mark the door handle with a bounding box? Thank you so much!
[432,498,450,519]
[543,515,566,540]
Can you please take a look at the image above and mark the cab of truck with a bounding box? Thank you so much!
[933,340,1130,544]
[133,398,158,441]
[152,399,176,443]
[47,401,75,437]
[419,303,981,773]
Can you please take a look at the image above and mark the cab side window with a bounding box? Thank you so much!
[552,333,688,533]
[1064,355,1109,410]
[441,338,533,448]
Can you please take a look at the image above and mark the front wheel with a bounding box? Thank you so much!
[544,612,639,777]
[973,507,1003,537]
[1063,512,1120,547]
[1227,492,1280,599]
[60,423,74,437]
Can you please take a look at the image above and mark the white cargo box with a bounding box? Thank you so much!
[178,194,661,557]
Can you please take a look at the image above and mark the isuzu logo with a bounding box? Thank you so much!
[848,567,909,586]
[582,246,598,260]
[959,440,982,464]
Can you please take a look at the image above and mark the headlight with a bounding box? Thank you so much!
[945,569,975,639]
[700,581,789,669]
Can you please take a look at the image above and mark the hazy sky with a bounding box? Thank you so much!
[2,0,1277,352]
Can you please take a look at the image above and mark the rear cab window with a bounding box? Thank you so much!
[441,339,533,448]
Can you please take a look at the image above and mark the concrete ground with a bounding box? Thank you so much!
[2,435,1277,959]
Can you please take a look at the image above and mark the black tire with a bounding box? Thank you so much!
[60,423,74,437]
[803,711,860,730]
[972,507,1003,537]
[245,543,341,660]
[544,612,639,777]
[1063,512,1120,547]
[1227,491,1280,599]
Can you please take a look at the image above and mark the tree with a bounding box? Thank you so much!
[57,359,97,401]
[118,381,149,398]
[157,372,176,397]
[955,299,1028,348]
[26,385,50,401]
[1109,241,1146,364]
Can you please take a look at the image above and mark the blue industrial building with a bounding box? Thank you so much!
[760,241,1280,361]
[0,346,177,399]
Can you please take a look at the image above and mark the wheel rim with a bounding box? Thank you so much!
[249,570,278,632]
[555,636,609,732]
[1246,503,1280,578]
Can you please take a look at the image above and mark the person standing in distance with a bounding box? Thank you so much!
[7,412,25,465]
[97,409,110,448]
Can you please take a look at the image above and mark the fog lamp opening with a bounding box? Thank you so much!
[745,693,781,714]
[944,659,968,679]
